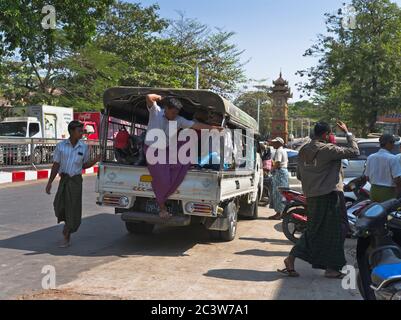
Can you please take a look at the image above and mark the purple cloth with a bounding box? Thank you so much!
[144,144,191,206]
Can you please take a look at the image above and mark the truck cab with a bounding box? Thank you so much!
[0,117,42,139]
[96,87,263,242]
[0,105,73,165]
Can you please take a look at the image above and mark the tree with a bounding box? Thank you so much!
[297,0,401,137]
[95,1,189,88]
[56,44,128,111]
[167,13,247,97]
[0,0,113,105]
[234,91,272,138]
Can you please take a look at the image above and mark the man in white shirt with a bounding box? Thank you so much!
[46,121,100,248]
[365,134,401,202]
[144,94,222,219]
[268,137,290,220]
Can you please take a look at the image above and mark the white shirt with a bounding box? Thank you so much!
[53,139,90,176]
[273,147,288,169]
[145,102,195,147]
[207,129,236,157]
[366,149,401,187]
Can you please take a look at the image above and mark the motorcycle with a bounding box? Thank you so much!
[355,199,401,300]
[279,175,370,244]
[278,187,307,243]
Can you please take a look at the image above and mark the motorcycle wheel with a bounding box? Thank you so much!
[282,208,307,244]
[356,238,377,300]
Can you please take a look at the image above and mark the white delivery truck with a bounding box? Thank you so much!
[0,105,73,164]
[96,88,263,242]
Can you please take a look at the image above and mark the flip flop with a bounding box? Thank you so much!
[277,268,300,278]
[268,214,282,221]
[58,241,71,248]
[325,272,346,279]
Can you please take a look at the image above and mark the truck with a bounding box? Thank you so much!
[74,111,132,141]
[0,105,73,164]
[96,87,264,242]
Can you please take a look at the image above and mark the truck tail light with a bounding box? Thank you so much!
[185,202,213,215]
[103,195,121,206]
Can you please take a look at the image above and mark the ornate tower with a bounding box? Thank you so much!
[270,72,293,143]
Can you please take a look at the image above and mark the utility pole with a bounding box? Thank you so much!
[301,119,304,138]
[291,119,294,138]
[195,63,199,90]
[257,98,261,129]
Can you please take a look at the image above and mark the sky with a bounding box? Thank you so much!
[135,0,401,101]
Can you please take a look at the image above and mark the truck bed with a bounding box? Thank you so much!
[96,163,257,205]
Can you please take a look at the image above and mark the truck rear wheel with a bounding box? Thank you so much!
[125,222,154,235]
[208,202,238,242]
[238,194,259,220]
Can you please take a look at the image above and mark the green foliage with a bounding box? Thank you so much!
[234,91,272,137]
[0,1,247,110]
[297,0,401,137]
[57,44,128,111]
[167,13,247,97]
[0,0,113,106]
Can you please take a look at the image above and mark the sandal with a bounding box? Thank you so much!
[277,268,300,278]
[325,272,346,279]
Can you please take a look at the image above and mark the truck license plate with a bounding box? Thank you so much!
[145,200,160,214]
[145,200,173,215]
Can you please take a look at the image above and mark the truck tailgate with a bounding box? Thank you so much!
[97,163,220,202]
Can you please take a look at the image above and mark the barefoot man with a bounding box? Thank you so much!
[46,121,100,248]
[144,94,222,219]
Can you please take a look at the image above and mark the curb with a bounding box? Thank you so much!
[0,166,99,185]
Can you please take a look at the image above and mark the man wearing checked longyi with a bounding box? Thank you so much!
[46,121,100,248]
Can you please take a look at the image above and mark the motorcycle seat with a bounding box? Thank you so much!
[278,187,302,196]
[372,262,401,286]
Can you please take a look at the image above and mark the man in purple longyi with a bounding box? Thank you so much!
[144,94,223,219]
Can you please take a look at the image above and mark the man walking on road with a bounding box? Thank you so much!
[45,121,100,248]
[365,134,401,203]
[278,121,359,279]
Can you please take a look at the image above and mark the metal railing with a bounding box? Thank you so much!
[0,138,103,170]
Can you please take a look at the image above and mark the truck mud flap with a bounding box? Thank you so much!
[204,217,229,232]
[121,211,191,227]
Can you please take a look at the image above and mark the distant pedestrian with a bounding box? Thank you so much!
[278,121,359,279]
[268,137,289,220]
[46,121,100,248]
[365,134,401,202]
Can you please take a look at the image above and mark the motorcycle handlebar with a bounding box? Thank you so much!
[381,198,401,213]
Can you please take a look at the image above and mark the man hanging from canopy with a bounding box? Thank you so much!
[144,94,223,219]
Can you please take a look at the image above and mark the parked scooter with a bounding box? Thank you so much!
[279,188,307,243]
[355,199,401,300]
[279,175,370,244]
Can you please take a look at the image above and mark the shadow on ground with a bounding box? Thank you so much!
[239,237,292,246]
[204,269,282,282]
[0,214,213,258]
[235,249,288,257]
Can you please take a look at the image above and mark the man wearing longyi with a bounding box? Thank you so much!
[46,121,100,248]
[144,94,223,219]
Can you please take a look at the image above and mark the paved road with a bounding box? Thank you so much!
[0,176,360,300]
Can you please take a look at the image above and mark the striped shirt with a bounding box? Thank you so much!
[53,139,90,176]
